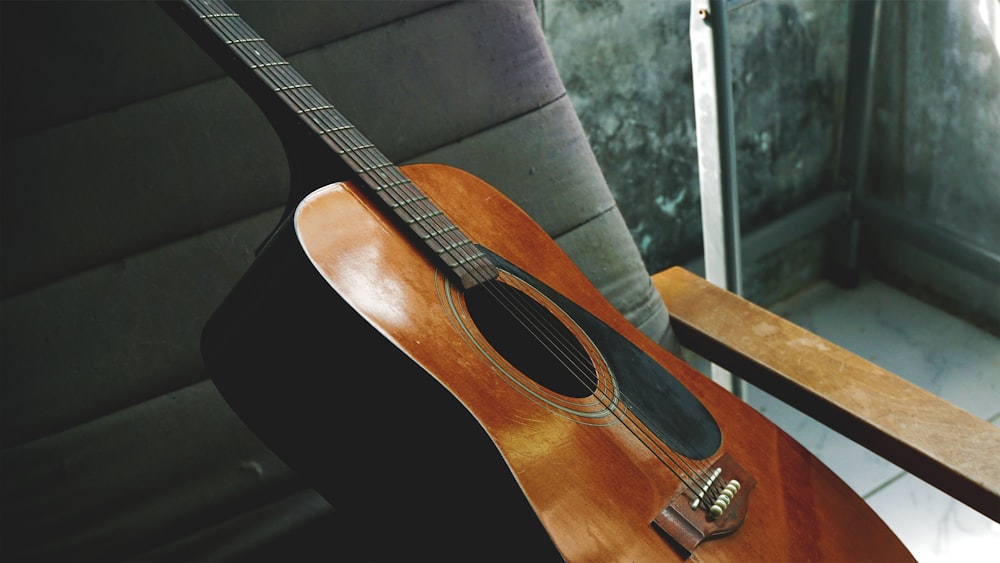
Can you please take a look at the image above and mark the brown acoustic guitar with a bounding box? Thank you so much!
[161,1,914,561]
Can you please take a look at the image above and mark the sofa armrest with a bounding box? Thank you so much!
[651,266,1000,522]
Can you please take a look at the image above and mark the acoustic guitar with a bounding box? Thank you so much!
[160,1,914,560]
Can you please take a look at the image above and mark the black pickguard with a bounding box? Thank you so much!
[481,249,722,460]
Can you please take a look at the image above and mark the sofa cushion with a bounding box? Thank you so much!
[0,1,674,559]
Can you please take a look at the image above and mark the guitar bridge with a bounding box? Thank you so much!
[651,453,756,555]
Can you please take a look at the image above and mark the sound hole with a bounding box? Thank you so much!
[464,281,597,398]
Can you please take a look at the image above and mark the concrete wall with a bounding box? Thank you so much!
[541,0,999,331]
[542,0,851,305]
[866,0,1000,332]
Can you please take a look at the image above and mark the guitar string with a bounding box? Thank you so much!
[493,281,726,494]
[192,0,727,506]
[483,271,730,499]
[477,278,725,500]
[197,2,501,348]
[209,3,495,285]
[197,0,726,504]
[227,31,728,494]
[203,9,424,231]
[198,0,727,504]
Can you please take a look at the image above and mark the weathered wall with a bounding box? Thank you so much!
[866,0,1000,332]
[542,0,850,304]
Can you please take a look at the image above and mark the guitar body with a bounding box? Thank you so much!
[203,163,912,561]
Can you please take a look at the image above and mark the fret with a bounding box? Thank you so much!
[353,149,392,165]
[452,248,490,266]
[336,143,376,155]
[288,96,340,122]
[251,51,293,68]
[418,229,467,247]
[421,225,461,243]
[381,182,423,200]
[274,83,312,92]
[169,0,499,289]
[465,248,490,261]
[338,151,383,177]
[385,193,428,209]
[295,104,336,115]
[372,178,410,190]
[375,188,429,209]
[272,77,316,105]
[316,125,356,136]
[250,61,291,70]
[348,136,384,152]
[401,209,444,225]
[227,40,269,60]
[332,143,380,165]
[346,136,382,162]
[224,37,265,46]
[198,12,239,19]
[369,173,410,191]
[439,244,487,267]
[425,237,466,259]
[313,116,352,133]
[201,11,256,44]
[375,191,426,216]
[356,161,395,174]
[205,21,257,49]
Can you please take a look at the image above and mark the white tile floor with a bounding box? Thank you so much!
[743,275,1000,561]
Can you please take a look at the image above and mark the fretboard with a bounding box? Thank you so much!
[162,0,498,289]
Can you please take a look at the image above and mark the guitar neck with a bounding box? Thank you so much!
[159,0,498,289]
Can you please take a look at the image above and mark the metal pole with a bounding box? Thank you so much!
[690,0,742,395]
[830,0,882,289]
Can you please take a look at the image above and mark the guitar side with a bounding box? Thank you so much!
[204,163,914,561]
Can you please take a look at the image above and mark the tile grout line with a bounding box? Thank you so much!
[862,470,908,501]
